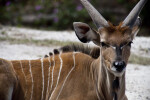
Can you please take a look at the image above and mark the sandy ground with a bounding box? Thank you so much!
[0,26,150,100]
[126,64,150,100]
[0,42,58,60]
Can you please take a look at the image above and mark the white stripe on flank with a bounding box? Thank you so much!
[49,52,63,100]
[55,52,77,100]
[10,61,17,77]
[50,52,55,93]
[41,58,44,100]
[19,61,27,98]
[29,60,34,100]
[46,56,51,97]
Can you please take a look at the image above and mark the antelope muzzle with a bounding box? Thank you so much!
[113,61,126,72]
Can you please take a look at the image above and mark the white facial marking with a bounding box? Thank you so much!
[101,39,105,42]
[49,52,63,100]
[29,60,34,100]
[100,32,107,42]
[120,46,123,50]
[111,66,117,72]
[111,66,126,77]
[41,58,44,100]
[111,46,116,50]
[55,52,77,100]
[120,45,125,50]
[46,56,51,97]
[20,60,27,98]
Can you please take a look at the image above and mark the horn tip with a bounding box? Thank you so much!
[73,22,80,25]
[73,22,87,25]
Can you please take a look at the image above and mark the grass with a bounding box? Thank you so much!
[0,36,78,46]
[129,53,150,65]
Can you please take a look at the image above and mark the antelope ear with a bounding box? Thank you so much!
[131,17,142,38]
[73,22,100,45]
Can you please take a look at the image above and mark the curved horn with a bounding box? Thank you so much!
[80,0,109,28]
[122,0,147,27]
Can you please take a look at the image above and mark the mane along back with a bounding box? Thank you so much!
[59,44,100,59]
[44,44,100,59]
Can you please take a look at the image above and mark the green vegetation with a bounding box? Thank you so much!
[0,0,98,30]
[0,36,78,46]
[0,0,149,33]
[129,54,150,65]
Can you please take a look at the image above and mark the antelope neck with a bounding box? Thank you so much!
[91,57,125,100]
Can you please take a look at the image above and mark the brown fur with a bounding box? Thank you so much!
[0,0,142,98]
[0,52,99,100]
[0,45,128,100]
[0,21,134,100]
[105,22,129,33]
[0,22,135,100]
[0,59,17,100]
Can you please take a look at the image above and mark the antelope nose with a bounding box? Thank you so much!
[113,61,126,72]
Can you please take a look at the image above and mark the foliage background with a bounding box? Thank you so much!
[0,0,150,36]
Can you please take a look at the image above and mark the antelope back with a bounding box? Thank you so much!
[9,52,96,100]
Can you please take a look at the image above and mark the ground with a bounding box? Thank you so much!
[0,26,150,100]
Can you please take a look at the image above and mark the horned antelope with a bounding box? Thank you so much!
[0,0,147,100]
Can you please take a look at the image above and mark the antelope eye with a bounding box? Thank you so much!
[101,42,109,47]
[127,41,133,46]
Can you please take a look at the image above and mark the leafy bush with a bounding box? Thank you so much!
[0,0,99,30]
[0,0,149,32]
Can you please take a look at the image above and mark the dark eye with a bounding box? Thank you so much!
[127,41,133,46]
[101,42,109,47]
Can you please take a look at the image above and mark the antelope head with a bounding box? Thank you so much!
[73,0,147,77]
